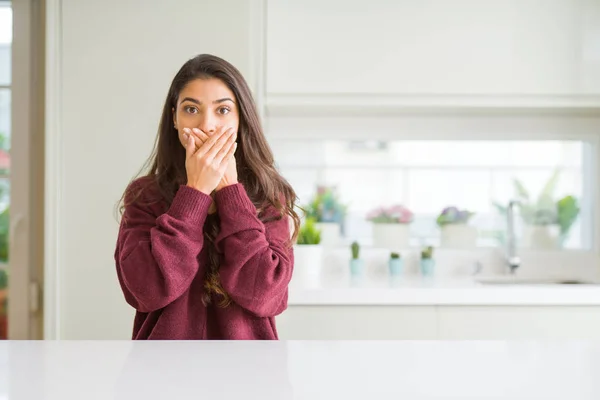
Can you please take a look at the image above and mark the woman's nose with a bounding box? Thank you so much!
[198,115,217,134]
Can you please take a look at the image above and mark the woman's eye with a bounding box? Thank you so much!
[184,106,198,114]
[217,107,230,115]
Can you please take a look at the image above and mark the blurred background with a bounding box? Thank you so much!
[3,0,600,340]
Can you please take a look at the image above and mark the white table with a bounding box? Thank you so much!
[1,341,599,399]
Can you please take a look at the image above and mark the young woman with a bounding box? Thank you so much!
[115,54,300,340]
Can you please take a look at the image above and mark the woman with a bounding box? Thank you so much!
[115,54,300,340]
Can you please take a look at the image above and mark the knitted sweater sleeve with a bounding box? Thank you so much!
[214,183,293,318]
[115,179,212,313]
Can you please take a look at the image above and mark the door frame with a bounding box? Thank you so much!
[43,0,60,339]
[9,0,45,340]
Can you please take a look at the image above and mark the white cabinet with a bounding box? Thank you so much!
[276,306,438,339]
[278,305,600,339]
[266,0,600,100]
[437,306,600,339]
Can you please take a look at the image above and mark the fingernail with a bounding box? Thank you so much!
[183,132,189,139]
[183,128,191,134]
[192,128,201,134]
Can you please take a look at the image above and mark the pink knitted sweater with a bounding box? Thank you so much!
[114,177,293,340]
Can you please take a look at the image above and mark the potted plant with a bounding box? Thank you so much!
[349,241,364,276]
[493,170,580,249]
[437,206,477,248]
[304,186,347,248]
[557,195,580,244]
[366,204,413,250]
[388,252,403,276]
[420,246,435,277]
[294,218,323,285]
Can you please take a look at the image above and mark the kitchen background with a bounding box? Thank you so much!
[4,0,600,340]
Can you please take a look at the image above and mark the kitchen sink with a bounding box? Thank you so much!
[474,276,600,285]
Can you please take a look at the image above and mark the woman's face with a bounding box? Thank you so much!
[173,78,239,148]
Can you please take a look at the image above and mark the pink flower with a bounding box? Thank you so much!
[366,204,414,224]
[366,207,385,220]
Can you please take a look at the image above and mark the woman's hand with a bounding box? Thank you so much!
[184,127,238,191]
[184,127,237,195]
[216,147,238,191]
[183,127,209,148]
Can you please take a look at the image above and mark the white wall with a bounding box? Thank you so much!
[50,0,256,339]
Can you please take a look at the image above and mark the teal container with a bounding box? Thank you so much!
[350,259,364,276]
[420,258,436,276]
[388,258,403,276]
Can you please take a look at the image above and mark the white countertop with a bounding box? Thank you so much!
[288,276,600,306]
[2,341,600,399]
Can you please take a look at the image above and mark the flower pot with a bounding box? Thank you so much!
[372,223,410,250]
[440,224,477,249]
[293,244,324,286]
[349,258,364,276]
[522,224,560,249]
[315,222,341,248]
[420,259,435,277]
[388,258,403,276]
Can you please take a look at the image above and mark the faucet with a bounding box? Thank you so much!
[506,199,521,274]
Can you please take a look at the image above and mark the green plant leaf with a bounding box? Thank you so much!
[512,179,530,201]
[297,217,322,245]
[303,186,347,223]
[421,246,434,259]
[538,169,560,203]
[557,195,580,238]
[0,207,8,263]
[351,241,360,259]
[0,268,7,290]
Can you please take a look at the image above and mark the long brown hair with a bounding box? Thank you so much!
[118,54,300,307]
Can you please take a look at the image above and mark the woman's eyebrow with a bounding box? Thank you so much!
[179,97,235,105]
[213,98,235,104]
[180,97,201,105]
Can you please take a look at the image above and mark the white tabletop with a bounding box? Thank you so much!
[1,341,599,399]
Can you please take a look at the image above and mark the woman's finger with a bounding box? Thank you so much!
[184,132,195,159]
[203,128,235,162]
[218,143,237,172]
[182,128,206,149]
[194,127,230,158]
[191,128,209,144]
[213,133,237,165]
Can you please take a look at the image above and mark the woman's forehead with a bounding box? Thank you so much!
[178,78,236,104]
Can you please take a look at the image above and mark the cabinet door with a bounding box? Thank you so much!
[438,306,600,339]
[276,306,437,339]
[266,0,600,96]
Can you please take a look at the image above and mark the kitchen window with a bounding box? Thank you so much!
[267,115,598,252]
